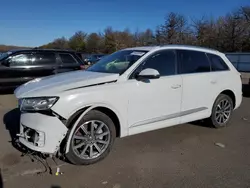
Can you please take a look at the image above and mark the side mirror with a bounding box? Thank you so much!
[136,68,160,80]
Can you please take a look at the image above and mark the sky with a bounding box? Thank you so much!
[0,0,249,47]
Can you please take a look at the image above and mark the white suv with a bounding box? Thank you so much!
[15,45,242,165]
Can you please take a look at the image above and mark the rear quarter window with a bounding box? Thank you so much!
[59,53,78,64]
[207,53,229,71]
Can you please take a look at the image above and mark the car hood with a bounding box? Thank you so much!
[15,70,119,98]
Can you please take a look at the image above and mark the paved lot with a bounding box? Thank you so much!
[0,93,250,188]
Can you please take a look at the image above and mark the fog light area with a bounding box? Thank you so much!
[21,125,45,147]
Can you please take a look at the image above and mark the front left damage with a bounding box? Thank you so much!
[18,112,68,155]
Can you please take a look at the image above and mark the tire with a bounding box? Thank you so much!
[209,94,234,128]
[66,110,116,165]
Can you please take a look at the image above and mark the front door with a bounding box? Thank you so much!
[127,50,183,135]
[0,52,57,87]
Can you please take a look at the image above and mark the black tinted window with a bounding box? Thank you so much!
[59,54,77,64]
[8,53,33,65]
[207,53,229,71]
[178,50,210,74]
[32,53,56,65]
[139,50,176,76]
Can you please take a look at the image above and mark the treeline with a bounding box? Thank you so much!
[0,45,30,52]
[41,6,250,53]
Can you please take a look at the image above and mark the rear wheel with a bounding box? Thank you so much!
[66,110,116,165]
[209,94,233,128]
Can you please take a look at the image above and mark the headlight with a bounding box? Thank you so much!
[20,97,59,111]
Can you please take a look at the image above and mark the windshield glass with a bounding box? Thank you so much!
[87,50,148,74]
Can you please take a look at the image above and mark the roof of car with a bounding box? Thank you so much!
[124,45,219,53]
[8,48,77,54]
[124,46,159,51]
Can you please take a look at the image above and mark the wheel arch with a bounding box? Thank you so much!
[220,89,236,109]
[64,104,122,154]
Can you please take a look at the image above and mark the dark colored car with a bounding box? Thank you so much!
[225,53,250,85]
[0,49,85,89]
[84,54,106,65]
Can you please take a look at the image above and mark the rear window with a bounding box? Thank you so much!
[59,53,78,64]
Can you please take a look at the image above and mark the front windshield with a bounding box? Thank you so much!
[87,50,148,74]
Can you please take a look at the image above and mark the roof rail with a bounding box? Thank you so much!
[159,44,219,52]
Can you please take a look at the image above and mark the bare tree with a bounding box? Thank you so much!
[156,12,192,45]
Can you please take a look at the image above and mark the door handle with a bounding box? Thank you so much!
[171,84,181,89]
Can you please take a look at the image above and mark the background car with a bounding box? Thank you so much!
[226,53,250,95]
[84,54,106,65]
[0,48,85,90]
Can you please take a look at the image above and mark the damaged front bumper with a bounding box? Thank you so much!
[18,113,68,154]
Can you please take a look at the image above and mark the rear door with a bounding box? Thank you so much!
[30,52,58,77]
[57,53,81,73]
[177,49,214,123]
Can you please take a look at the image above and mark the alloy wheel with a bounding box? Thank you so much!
[215,99,232,125]
[71,120,111,160]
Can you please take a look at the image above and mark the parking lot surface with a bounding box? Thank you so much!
[0,93,250,188]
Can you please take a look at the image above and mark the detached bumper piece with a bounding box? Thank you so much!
[18,113,68,154]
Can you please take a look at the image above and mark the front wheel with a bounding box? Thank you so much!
[209,94,234,128]
[66,110,116,165]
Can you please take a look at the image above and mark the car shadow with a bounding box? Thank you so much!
[189,119,212,128]
[3,108,26,153]
[242,84,250,98]
[0,88,14,95]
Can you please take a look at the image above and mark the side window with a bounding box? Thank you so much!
[32,53,56,65]
[59,53,77,64]
[135,50,176,77]
[8,53,32,66]
[178,50,210,74]
[207,53,229,71]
